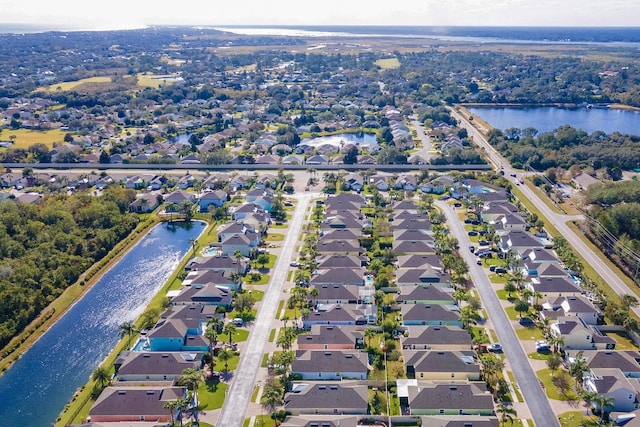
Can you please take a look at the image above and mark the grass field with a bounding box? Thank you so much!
[0,128,67,149]
[375,57,401,69]
[45,76,111,92]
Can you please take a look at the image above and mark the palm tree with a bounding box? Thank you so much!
[364,327,376,349]
[569,351,589,390]
[217,348,234,372]
[178,368,204,395]
[223,323,237,345]
[578,389,598,417]
[204,325,218,354]
[548,334,564,353]
[92,366,111,390]
[118,321,138,348]
[593,394,615,424]
[164,400,178,427]
[496,401,517,425]
[261,379,284,420]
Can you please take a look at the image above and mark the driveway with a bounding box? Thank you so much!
[215,193,314,427]
[437,200,561,427]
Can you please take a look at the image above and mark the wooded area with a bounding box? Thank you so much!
[0,187,139,348]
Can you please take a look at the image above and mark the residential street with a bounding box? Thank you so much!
[214,192,314,427]
[449,107,640,313]
[437,200,561,427]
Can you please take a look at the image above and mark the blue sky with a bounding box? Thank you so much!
[1,0,638,30]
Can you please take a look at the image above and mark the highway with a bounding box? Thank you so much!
[448,107,639,305]
[437,200,561,427]
[216,193,313,427]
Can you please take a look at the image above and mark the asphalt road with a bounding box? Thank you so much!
[449,107,640,314]
[216,193,314,427]
[409,116,433,160]
[437,200,561,427]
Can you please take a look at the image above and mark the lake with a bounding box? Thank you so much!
[299,132,379,149]
[0,221,205,426]
[467,106,640,136]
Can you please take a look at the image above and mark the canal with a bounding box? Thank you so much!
[0,221,205,426]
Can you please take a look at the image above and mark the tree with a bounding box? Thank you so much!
[204,325,219,354]
[343,145,359,164]
[164,400,178,427]
[496,401,517,426]
[217,348,234,372]
[92,366,111,390]
[546,353,563,378]
[569,351,589,390]
[548,334,564,353]
[593,394,615,424]
[256,253,270,269]
[178,368,204,403]
[364,327,376,349]
[118,321,138,348]
[223,323,237,345]
[503,282,517,298]
[514,299,530,318]
[233,292,256,316]
[261,378,284,418]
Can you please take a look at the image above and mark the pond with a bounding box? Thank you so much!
[0,221,205,426]
[467,106,640,136]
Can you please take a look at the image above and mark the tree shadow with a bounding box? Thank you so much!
[220,371,235,382]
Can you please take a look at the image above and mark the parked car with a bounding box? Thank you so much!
[495,267,507,274]
[489,265,496,272]
[468,230,478,236]
[232,318,244,326]
[519,317,535,326]
[535,341,550,352]
[469,245,475,253]
[290,261,300,267]
[476,258,482,265]
[488,343,502,352]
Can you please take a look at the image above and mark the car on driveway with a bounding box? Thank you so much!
[290,261,300,267]
[488,343,502,352]
[535,341,550,352]
[519,317,535,326]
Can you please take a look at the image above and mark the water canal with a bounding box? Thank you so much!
[0,221,205,426]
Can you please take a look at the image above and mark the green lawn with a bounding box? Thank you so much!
[536,368,578,401]
[496,289,517,301]
[606,331,639,350]
[197,380,228,410]
[266,233,284,241]
[528,351,552,361]
[516,326,545,341]
[558,411,600,427]
[213,353,240,372]
[245,274,270,285]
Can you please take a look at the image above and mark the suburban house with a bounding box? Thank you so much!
[309,284,361,305]
[583,368,640,412]
[89,386,186,423]
[291,350,369,380]
[400,325,473,351]
[310,268,365,287]
[400,304,462,327]
[198,190,228,212]
[525,276,582,299]
[550,316,616,351]
[398,381,495,416]
[395,268,451,287]
[403,350,480,381]
[296,324,366,351]
[302,304,374,329]
[114,351,203,382]
[284,382,368,416]
[396,286,455,305]
[185,254,249,275]
[566,350,640,379]
[146,317,209,353]
[541,295,601,325]
[170,282,233,306]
